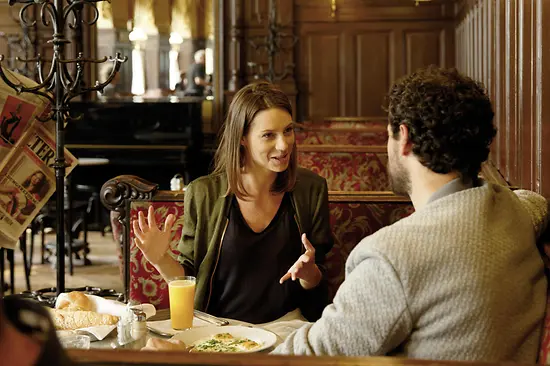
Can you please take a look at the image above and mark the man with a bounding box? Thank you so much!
[272,66,549,362]
[0,296,73,365]
[185,49,210,96]
[174,72,187,91]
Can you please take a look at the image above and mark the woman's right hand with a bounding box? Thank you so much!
[133,205,176,267]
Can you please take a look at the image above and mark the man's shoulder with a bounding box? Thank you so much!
[512,188,549,238]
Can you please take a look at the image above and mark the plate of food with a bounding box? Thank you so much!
[171,325,278,353]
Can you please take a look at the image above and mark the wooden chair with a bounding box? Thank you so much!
[101,176,184,308]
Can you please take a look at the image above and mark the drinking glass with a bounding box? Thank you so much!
[168,276,196,330]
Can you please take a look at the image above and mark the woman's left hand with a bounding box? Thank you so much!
[280,234,322,290]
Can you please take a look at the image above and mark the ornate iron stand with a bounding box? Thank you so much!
[0,4,39,79]
[249,0,298,82]
[0,0,127,296]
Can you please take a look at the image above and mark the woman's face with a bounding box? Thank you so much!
[242,108,294,174]
[31,172,44,185]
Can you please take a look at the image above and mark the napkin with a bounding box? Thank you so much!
[54,293,156,341]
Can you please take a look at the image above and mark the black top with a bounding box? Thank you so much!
[2,297,74,366]
[186,62,206,96]
[208,194,306,324]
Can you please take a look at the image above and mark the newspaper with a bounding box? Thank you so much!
[0,70,77,249]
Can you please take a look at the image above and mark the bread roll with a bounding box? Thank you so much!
[57,291,93,311]
[50,309,119,330]
[141,338,188,352]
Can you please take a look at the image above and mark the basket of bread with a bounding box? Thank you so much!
[49,291,156,341]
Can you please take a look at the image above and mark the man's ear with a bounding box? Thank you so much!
[399,124,413,156]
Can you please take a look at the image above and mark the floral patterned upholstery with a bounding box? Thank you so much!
[537,230,550,363]
[311,120,386,129]
[119,195,410,309]
[540,294,550,363]
[128,201,185,309]
[326,201,414,300]
[295,130,387,145]
[298,151,389,191]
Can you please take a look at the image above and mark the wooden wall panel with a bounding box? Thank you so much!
[456,0,550,198]
[296,22,452,121]
[300,33,341,120]
[405,30,442,74]
[355,32,392,116]
[225,0,455,123]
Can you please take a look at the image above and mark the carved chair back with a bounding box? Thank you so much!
[101,176,185,308]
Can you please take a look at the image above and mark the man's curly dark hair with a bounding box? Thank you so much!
[387,66,497,181]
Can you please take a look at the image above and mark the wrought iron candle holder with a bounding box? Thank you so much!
[0,0,127,295]
[249,0,298,83]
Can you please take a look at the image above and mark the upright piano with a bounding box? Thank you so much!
[66,97,211,192]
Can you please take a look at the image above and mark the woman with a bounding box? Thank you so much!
[134,81,333,323]
[0,170,49,223]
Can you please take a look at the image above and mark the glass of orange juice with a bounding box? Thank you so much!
[168,276,196,330]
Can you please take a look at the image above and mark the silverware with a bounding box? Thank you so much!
[146,326,173,337]
[193,310,229,326]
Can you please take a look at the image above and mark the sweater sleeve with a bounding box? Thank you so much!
[272,253,412,356]
[176,182,198,276]
[514,189,549,239]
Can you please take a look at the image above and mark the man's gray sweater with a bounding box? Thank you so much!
[273,184,548,362]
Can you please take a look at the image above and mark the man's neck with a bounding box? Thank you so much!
[409,169,460,211]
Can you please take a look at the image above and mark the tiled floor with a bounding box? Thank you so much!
[3,231,123,295]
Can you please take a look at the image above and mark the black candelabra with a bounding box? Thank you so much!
[0,0,127,296]
[249,0,298,83]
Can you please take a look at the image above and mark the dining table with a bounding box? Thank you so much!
[78,308,307,352]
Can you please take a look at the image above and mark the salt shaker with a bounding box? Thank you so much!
[131,309,147,340]
[117,306,134,346]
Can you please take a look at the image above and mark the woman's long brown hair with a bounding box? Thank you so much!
[213,81,297,198]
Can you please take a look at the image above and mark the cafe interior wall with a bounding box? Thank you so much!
[96,0,213,97]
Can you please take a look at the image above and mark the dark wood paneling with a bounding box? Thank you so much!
[224,0,455,123]
[297,21,452,120]
[404,30,442,74]
[456,0,550,198]
[300,33,341,120]
[355,31,393,116]
[295,0,454,22]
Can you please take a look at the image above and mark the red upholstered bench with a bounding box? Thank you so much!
[295,129,388,145]
[326,191,413,299]
[101,175,411,308]
[297,145,389,191]
[537,227,550,363]
[321,116,387,128]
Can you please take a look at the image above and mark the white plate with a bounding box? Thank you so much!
[171,325,277,353]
